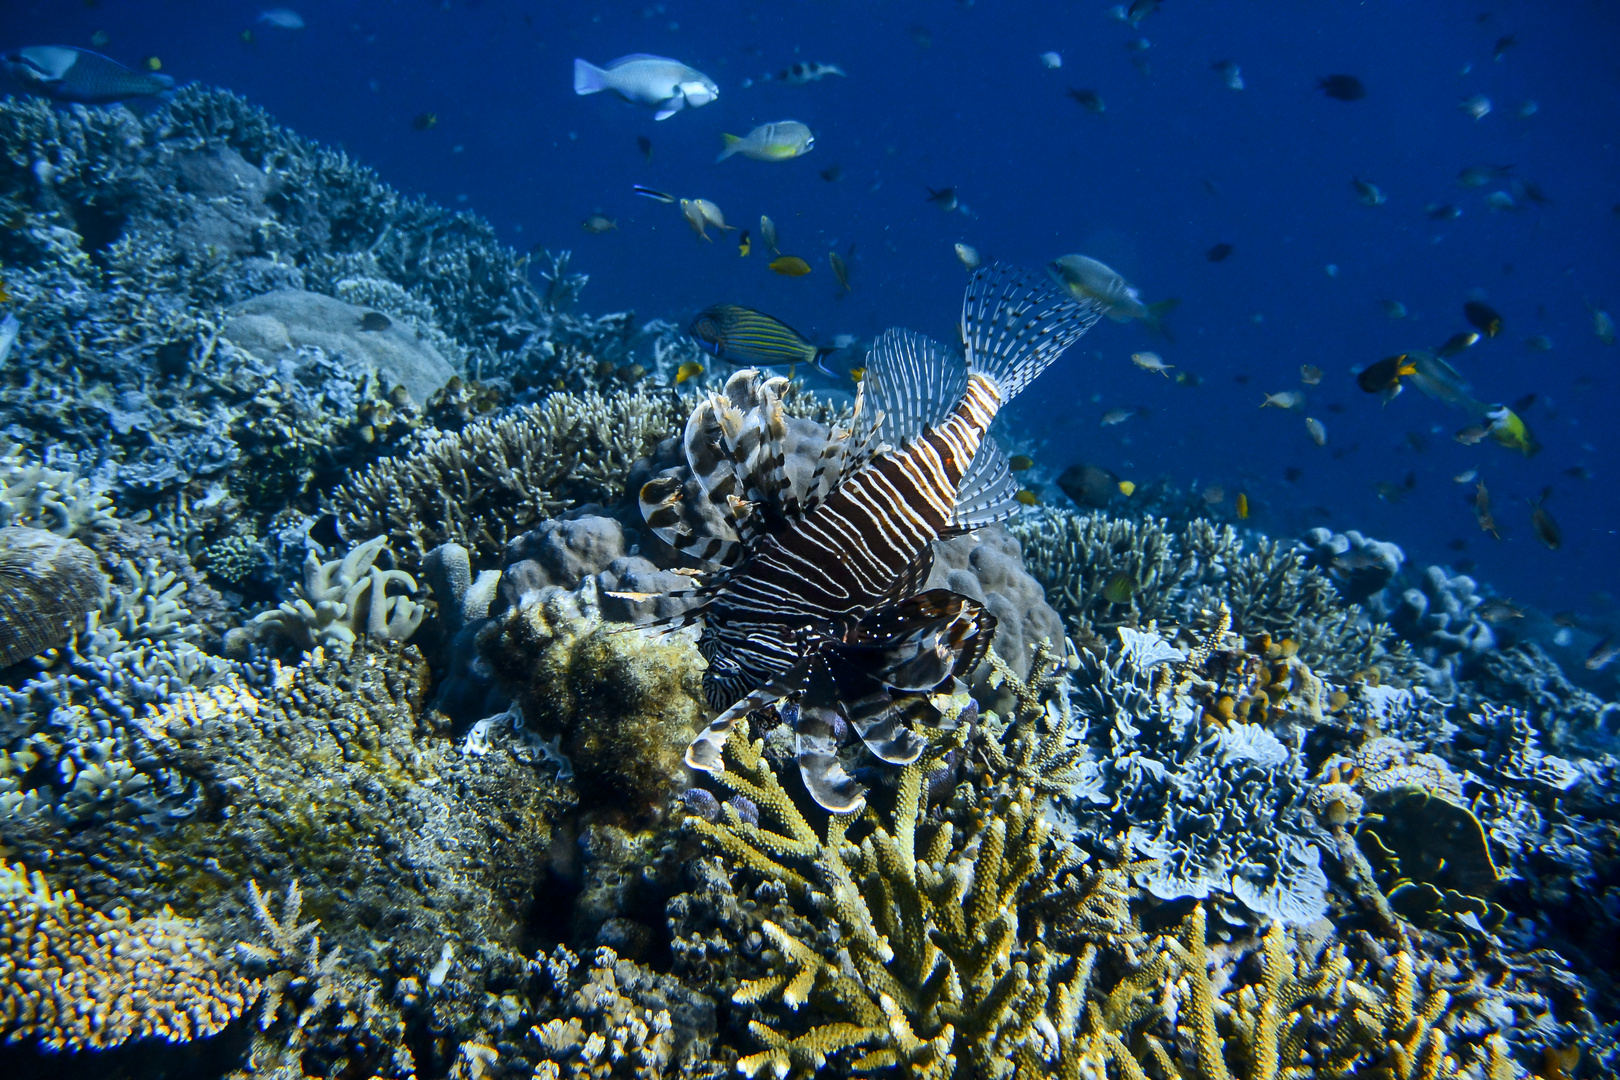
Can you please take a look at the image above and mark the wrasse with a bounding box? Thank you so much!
[638,265,1099,811]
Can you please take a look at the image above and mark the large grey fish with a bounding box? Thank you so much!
[573,54,718,120]
[638,264,1100,810]
[3,46,174,103]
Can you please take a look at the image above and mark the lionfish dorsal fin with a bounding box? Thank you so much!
[858,329,967,447]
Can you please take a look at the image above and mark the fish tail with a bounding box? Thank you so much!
[1143,297,1180,340]
[715,133,743,162]
[812,347,840,377]
[573,58,608,95]
[961,263,1100,402]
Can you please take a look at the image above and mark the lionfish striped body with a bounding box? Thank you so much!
[640,265,1099,810]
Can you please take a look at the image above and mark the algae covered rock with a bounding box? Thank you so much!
[0,526,106,666]
[488,577,707,807]
[224,289,455,405]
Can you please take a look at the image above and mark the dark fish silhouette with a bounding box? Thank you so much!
[1317,74,1366,101]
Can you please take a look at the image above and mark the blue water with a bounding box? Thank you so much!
[8,0,1618,621]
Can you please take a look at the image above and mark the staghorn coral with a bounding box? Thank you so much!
[683,707,1104,1079]
[329,389,683,573]
[0,858,257,1052]
[243,533,426,658]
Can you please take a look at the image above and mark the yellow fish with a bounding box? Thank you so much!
[848,366,866,383]
[1236,491,1250,519]
[738,229,751,257]
[675,360,704,384]
[1118,479,1136,496]
[769,255,812,277]
[1008,454,1035,471]
[1484,404,1537,456]
[1015,490,1039,506]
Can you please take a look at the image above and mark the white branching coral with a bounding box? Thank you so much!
[247,534,425,657]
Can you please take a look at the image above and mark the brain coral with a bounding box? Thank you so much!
[0,526,106,666]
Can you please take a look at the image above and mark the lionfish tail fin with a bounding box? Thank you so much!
[961,262,1101,402]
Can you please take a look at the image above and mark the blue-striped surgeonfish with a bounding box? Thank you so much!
[687,304,836,374]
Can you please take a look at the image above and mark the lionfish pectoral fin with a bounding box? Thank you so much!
[685,684,788,772]
[842,693,927,765]
[794,703,868,813]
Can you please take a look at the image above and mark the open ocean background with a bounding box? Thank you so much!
[8,0,1618,623]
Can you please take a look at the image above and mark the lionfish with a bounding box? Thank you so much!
[637,264,1100,811]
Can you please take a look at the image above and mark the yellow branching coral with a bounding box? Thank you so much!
[690,717,1091,1079]
[0,859,258,1051]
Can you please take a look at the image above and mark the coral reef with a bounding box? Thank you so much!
[1008,508,1406,684]
[0,76,1611,1080]
[329,390,682,573]
[1057,619,1335,925]
[0,859,256,1052]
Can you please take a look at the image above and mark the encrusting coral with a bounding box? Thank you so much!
[484,574,708,806]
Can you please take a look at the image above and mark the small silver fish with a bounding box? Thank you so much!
[0,313,19,364]
[1305,417,1327,446]
[1460,94,1492,120]
[573,54,718,120]
[1593,305,1617,346]
[1040,52,1063,69]
[1130,351,1173,376]
[258,8,305,29]
[1262,390,1305,410]
[760,215,780,255]
[1353,178,1386,206]
[1101,407,1140,426]
[954,242,981,269]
